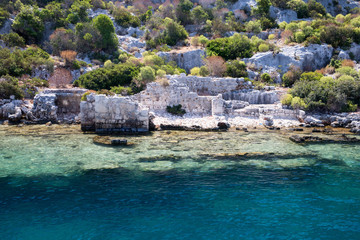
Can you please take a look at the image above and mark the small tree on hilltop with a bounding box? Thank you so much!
[205,56,226,77]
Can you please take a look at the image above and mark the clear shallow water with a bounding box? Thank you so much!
[0,125,360,240]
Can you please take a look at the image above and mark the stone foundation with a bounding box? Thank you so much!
[33,88,87,123]
[81,94,149,133]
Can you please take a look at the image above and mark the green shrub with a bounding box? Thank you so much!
[12,6,45,44]
[112,7,140,28]
[0,79,24,99]
[0,8,10,28]
[206,33,254,60]
[291,96,306,109]
[190,67,200,76]
[74,63,140,90]
[166,104,186,116]
[258,43,270,52]
[300,72,323,82]
[176,0,194,25]
[268,34,275,40]
[110,86,133,96]
[156,69,166,78]
[138,66,156,83]
[245,20,262,34]
[281,94,293,106]
[308,0,326,17]
[342,101,358,112]
[0,47,52,78]
[199,66,209,76]
[163,18,188,46]
[66,0,92,24]
[336,67,359,78]
[282,66,302,87]
[192,5,209,25]
[0,33,25,47]
[261,73,272,83]
[294,31,306,43]
[225,60,248,78]
[320,26,352,48]
[93,14,118,51]
[287,0,309,18]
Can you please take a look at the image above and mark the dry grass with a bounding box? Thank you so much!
[342,59,355,68]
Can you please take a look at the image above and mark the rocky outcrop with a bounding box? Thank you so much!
[0,100,31,122]
[158,49,206,73]
[0,18,13,35]
[269,6,298,23]
[244,44,333,78]
[346,43,360,62]
[80,94,149,133]
[118,35,146,52]
[229,0,257,13]
[303,0,360,16]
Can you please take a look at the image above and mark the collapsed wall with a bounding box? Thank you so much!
[80,94,149,133]
[33,88,87,123]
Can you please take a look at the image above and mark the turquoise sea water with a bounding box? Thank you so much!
[0,125,360,240]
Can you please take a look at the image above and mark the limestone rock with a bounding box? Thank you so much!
[8,107,22,122]
[244,44,333,77]
[270,6,298,23]
[157,49,206,73]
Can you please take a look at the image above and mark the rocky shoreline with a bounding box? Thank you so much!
[1,75,360,135]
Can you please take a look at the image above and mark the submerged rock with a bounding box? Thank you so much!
[290,134,360,144]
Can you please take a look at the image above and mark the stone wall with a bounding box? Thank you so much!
[233,105,304,119]
[132,81,215,115]
[33,89,87,122]
[167,74,252,95]
[222,89,280,104]
[80,94,149,133]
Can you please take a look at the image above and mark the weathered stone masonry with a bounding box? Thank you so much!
[80,94,149,133]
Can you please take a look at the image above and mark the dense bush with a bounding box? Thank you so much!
[0,47,52,77]
[0,7,10,28]
[225,60,248,78]
[12,6,45,43]
[260,73,272,83]
[0,76,24,99]
[288,71,360,112]
[93,14,118,51]
[282,66,302,87]
[206,34,254,60]
[146,18,188,47]
[192,6,209,25]
[163,18,188,46]
[287,0,309,19]
[74,63,140,90]
[112,7,140,28]
[66,0,92,24]
[0,33,26,47]
[320,26,352,48]
[176,0,193,25]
